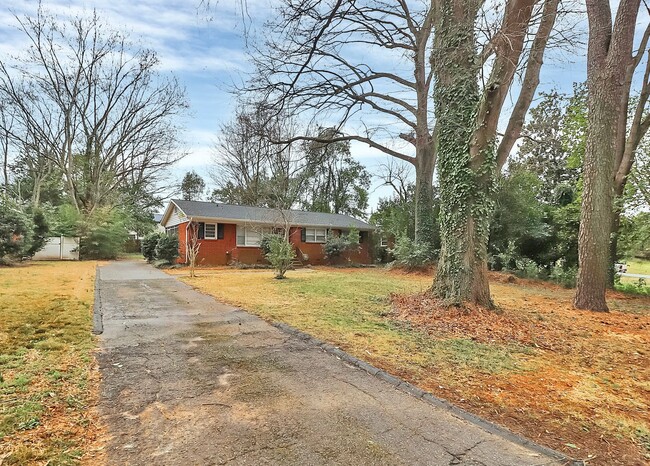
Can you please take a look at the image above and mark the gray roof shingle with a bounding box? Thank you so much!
[170,199,374,230]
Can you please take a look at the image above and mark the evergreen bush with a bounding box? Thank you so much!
[142,232,164,262]
[0,199,31,263]
[323,228,360,262]
[154,234,179,264]
[390,236,433,269]
[78,208,128,260]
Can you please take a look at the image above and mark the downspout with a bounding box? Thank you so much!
[185,218,192,265]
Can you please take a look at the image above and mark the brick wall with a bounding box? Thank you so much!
[177,222,239,266]
[176,222,372,266]
[289,227,372,265]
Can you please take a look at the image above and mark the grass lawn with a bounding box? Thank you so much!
[0,261,102,465]
[626,259,650,276]
[620,259,650,295]
[169,266,650,466]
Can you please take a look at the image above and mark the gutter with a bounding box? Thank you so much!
[185,219,191,264]
[175,216,375,231]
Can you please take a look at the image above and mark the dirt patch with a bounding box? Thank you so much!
[391,288,650,466]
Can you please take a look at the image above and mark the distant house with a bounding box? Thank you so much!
[159,199,374,266]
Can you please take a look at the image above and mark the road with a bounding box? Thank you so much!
[619,272,650,280]
[95,260,572,466]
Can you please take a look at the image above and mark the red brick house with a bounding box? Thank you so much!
[159,200,375,266]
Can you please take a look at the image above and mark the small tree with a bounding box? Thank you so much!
[260,232,284,256]
[265,235,295,279]
[185,222,202,277]
[77,208,128,260]
[155,234,179,264]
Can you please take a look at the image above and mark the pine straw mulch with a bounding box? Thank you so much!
[388,281,650,466]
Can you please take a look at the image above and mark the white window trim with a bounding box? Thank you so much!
[380,238,389,247]
[204,223,217,239]
[236,225,265,247]
[305,227,327,243]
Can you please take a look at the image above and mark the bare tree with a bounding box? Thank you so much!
[211,102,306,209]
[574,0,646,311]
[0,8,187,213]
[607,27,650,283]
[246,0,438,247]
[376,158,414,204]
[0,104,14,195]
[243,0,565,306]
[300,132,371,217]
[247,0,571,252]
[185,220,202,278]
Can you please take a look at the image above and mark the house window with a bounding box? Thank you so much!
[236,226,265,247]
[166,225,178,237]
[204,223,216,239]
[380,238,388,247]
[305,228,327,243]
[197,223,224,240]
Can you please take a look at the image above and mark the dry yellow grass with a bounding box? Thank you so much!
[0,261,102,465]
[170,266,650,465]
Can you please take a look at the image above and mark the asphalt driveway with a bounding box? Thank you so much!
[96,260,570,465]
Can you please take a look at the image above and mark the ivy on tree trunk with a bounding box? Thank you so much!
[430,0,496,307]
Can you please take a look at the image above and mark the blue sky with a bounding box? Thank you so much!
[2,0,644,214]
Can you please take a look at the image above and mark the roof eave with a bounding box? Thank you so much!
[160,200,185,226]
[172,214,375,231]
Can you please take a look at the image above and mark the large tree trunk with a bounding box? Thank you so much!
[574,76,618,311]
[412,13,436,250]
[574,0,640,311]
[414,143,436,250]
[431,0,493,307]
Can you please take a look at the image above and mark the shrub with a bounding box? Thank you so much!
[265,236,295,279]
[25,210,49,258]
[514,258,541,279]
[323,236,350,259]
[549,264,577,288]
[154,234,179,264]
[141,232,164,262]
[490,240,519,271]
[615,278,650,296]
[0,199,50,263]
[323,228,360,263]
[390,236,433,269]
[0,199,31,263]
[77,208,128,260]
